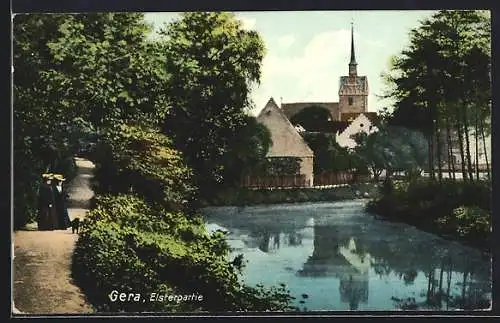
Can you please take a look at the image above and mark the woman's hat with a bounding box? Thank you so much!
[53,174,66,182]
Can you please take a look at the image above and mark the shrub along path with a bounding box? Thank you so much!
[12,157,96,314]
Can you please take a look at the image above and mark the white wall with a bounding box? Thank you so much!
[336,114,377,149]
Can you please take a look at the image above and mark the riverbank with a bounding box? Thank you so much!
[202,182,379,207]
[366,178,491,254]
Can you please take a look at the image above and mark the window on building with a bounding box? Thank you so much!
[360,123,364,127]
[348,97,353,105]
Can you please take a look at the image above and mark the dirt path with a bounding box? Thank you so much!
[12,157,96,315]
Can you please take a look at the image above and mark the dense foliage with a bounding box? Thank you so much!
[221,116,272,184]
[368,10,492,254]
[13,13,168,228]
[383,10,491,181]
[367,178,491,252]
[159,12,267,197]
[260,157,301,176]
[352,125,428,180]
[91,124,195,211]
[206,183,379,207]
[73,194,294,312]
[290,106,331,132]
[15,12,295,312]
[302,132,364,174]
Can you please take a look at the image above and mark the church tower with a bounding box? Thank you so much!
[338,23,369,118]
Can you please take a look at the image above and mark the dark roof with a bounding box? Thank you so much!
[281,102,339,120]
[341,112,378,124]
[328,121,350,133]
[301,121,349,134]
[339,76,368,92]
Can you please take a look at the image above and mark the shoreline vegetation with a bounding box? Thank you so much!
[366,178,491,254]
[202,178,491,256]
[201,183,380,207]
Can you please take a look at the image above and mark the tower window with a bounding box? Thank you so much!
[348,97,353,105]
[360,123,364,128]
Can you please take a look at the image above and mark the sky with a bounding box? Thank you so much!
[144,11,439,116]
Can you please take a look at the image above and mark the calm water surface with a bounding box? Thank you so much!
[203,200,491,311]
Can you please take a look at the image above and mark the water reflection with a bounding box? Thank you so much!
[203,202,491,311]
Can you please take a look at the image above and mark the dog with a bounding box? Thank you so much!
[71,217,80,234]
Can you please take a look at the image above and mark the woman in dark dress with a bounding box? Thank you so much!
[52,174,71,229]
[38,174,56,230]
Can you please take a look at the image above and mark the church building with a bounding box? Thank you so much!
[255,24,379,187]
[279,24,378,147]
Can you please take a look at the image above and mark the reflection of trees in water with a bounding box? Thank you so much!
[299,223,490,310]
[288,232,303,246]
[319,220,491,310]
[392,257,491,310]
[253,230,303,252]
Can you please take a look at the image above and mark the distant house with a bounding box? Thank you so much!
[257,98,315,187]
[336,113,379,149]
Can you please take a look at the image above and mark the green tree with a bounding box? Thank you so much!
[302,133,355,174]
[290,105,332,132]
[13,13,170,228]
[159,12,265,198]
[383,10,491,182]
[352,125,428,181]
[221,116,272,183]
[44,13,170,128]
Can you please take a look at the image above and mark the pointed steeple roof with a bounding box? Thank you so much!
[349,22,357,65]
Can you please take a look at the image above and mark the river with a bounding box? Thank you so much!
[202,200,491,311]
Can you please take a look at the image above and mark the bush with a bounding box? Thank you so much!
[437,206,491,240]
[368,178,492,252]
[73,194,294,312]
[92,124,196,210]
[205,185,379,207]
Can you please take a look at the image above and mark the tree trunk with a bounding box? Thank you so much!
[438,263,444,308]
[427,269,433,301]
[435,118,443,182]
[479,117,490,180]
[474,109,480,180]
[446,258,452,310]
[446,117,456,180]
[461,270,468,307]
[462,100,474,181]
[428,134,435,181]
[453,102,468,181]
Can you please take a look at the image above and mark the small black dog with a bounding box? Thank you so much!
[71,217,80,234]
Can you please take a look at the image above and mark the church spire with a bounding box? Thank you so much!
[349,22,357,77]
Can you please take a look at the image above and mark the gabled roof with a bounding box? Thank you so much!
[257,98,314,158]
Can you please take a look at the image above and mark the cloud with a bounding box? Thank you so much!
[239,17,256,30]
[249,29,389,116]
[365,39,384,48]
[250,29,352,114]
[277,34,296,49]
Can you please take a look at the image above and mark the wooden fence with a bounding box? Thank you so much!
[240,174,309,188]
[313,171,355,186]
